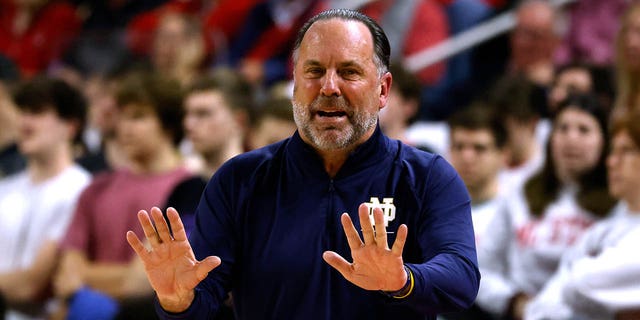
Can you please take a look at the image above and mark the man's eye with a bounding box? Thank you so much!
[341,69,358,77]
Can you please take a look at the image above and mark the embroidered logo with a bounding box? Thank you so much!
[364,197,396,227]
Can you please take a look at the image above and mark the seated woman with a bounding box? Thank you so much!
[526,108,640,320]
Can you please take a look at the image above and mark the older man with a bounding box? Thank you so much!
[127,9,479,320]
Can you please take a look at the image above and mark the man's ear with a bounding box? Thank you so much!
[379,71,392,110]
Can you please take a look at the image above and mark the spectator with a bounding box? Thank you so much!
[166,67,252,236]
[76,72,129,174]
[509,0,562,88]
[0,77,91,320]
[228,0,329,87]
[126,0,261,67]
[489,74,545,192]
[614,2,640,113]
[0,0,82,77]
[247,91,296,150]
[358,0,449,86]
[149,11,207,87]
[378,63,422,146]
[53,72,192,319]
[538,62,615,150]
[0,82,26,179]
[447,103,507,247]
[443,103,507,320]
[476,93,616,320]
[526,108,640,320]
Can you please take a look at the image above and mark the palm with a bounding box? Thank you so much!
[126,207,220,311]
[323,204,408,291]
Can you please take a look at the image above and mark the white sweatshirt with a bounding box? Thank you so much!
[476,185,598,316]
[525,202,640,320]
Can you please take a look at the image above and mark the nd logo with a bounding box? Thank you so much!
[364,197,396,227]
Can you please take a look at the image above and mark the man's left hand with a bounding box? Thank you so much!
[323,203,408,291]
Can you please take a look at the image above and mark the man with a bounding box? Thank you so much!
[127,9,479,319]
[442,104,508,320]
[54,72,191,319]
[0,77,91,319]
[166,67,252,236]
[509,0,561,88]
[447,104,507,247]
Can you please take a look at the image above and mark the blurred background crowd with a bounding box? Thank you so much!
[2,0,640,319]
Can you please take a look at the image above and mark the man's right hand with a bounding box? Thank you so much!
[126,207,221,313]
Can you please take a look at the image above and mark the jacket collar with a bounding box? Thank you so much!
[286,124,393,179]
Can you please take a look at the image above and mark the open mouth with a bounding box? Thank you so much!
[317,110,347,117]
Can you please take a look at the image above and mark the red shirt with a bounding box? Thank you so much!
[360,0,450,85]
[126,0,261,57]
[0,0,81,77]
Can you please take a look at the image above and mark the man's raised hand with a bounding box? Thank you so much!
[126,207,221,312]
[322,203,408,292]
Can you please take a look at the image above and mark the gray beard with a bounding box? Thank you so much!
[292,97,377,151]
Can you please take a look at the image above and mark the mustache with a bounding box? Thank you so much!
[310,96,351,113]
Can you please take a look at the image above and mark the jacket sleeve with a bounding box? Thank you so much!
[562,225,640,314]
[398,156,480,314]
[155,162,238,319]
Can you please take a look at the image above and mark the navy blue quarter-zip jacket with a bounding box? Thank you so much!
[157,127,480,319]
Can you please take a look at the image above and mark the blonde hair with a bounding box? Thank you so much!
[614,3,640,112]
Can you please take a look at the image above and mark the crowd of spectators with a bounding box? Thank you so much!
[2,0,640,319]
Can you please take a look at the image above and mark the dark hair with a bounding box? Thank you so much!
[187,67,253,113]
[253,96,294,126]
[489,74,542,122]
[524,93,615,218]
[447,102,508,149]
[292,8,390,75]
[13,76,87,144]
[552,62,615,115]
[116,72,185,146]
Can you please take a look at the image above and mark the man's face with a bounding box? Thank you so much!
[607,130,640,201]
[183,90,240,156]
[510,2,557,70]
[17,108,73,158]
[116,103,171,163]
[449,128,503,191]
[292,18,390,151]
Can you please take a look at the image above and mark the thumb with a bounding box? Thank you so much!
[322,251,352,277]
[196,256,221,281]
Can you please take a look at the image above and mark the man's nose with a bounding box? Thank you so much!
[320,70,341,97]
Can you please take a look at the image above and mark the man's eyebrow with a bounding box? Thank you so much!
[338,61,363,69]
[301,60,364,69]
[302,60,323,67]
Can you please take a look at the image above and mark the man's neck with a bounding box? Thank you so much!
[27,146,74,183]
[316,149,352,178]
[468,179,498,205]
[130,143,182,175]
[626,195,640,213]
[202,140,244,178]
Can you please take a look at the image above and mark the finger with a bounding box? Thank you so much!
[126,230,149,259]
[391,224,408,256]
[322,251,352,279]
[138,210,161,247]
[358,203,375,245]
[340,213,364,250]
[196,256,222,282]
[373,207,388,249]
[151,207,172,243]
[166,207,188,242]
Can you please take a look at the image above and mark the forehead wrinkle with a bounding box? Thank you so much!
[300,19,375,62]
